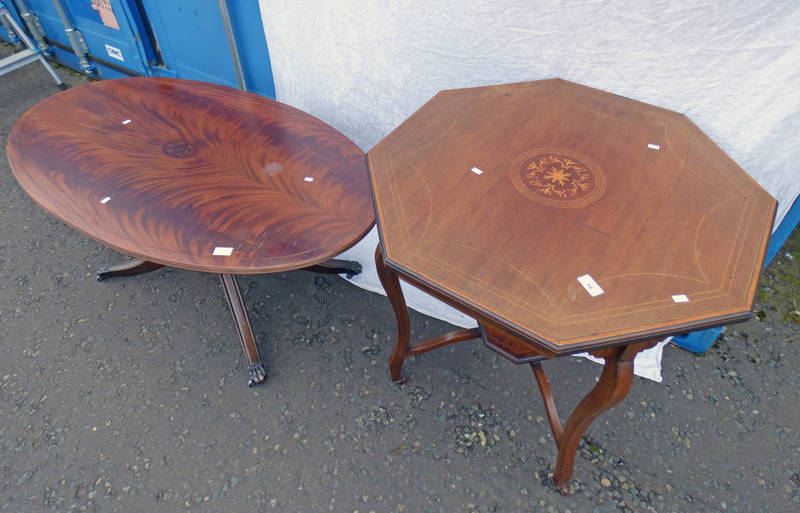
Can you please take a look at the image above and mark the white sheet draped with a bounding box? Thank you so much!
[258,1,800,381]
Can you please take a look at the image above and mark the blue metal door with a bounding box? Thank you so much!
[136,0,274,97]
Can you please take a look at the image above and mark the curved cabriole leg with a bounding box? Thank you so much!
[374,245,410,383]
[551,341,656,492]
[96,258,164,281]
[219,273,265,387]
[531,362,564,445]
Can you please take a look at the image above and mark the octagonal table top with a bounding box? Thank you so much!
[368,79,776,354]
[7,77,374,274]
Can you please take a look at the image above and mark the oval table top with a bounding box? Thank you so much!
[7,78,374,274]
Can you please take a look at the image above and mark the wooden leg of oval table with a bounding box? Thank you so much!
[303,258,363,278]
[550,340,657,492]
[219,273,266,387]
[374,246,411,383]
[96,258,164,281]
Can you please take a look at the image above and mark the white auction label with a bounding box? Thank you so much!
[212,246,234,256]
[470,166,484,175]
[672,294,690,303]
[577,274,604,297]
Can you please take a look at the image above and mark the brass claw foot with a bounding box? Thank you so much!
[248,363,267,387]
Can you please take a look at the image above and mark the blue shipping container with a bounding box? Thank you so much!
[0,0,275,97]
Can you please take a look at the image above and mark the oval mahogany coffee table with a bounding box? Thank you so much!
[7,77,374,386]
[368,79,776,490]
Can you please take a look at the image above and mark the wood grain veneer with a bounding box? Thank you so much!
[7,77,374,274]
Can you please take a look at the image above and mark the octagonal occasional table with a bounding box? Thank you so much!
[8,77,374,386]
[368,79,776,489]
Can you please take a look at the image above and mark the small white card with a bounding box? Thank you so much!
[99,196,111,204]
[105,44,124,61]
[577,274,604,297]
[470,167,484,175]
[647,143,661,150]
[672,294,690,303]
[212,246,234,256]
[304,176,314,182]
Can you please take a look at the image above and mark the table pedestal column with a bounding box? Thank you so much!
[95,256,267,386]
[96,254,365,386]
[219,273,266,387]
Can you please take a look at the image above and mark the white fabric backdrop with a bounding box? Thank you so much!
[258,1,800,380]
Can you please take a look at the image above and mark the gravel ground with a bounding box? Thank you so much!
[2,46,799,513]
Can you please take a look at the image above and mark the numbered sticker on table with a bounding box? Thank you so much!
[577,274,604,297]
[212,246,234,256]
